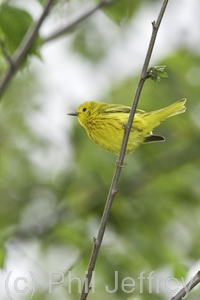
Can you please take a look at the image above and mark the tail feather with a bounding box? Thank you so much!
[157,98,186,119]
[145,98,186,130]
[144,134,165,143]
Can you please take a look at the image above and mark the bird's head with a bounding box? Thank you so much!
[68,101,104,127]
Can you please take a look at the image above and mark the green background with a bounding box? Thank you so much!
[0,0,200,299]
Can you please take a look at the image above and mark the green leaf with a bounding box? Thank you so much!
[71,25,106,63]
[0,4,42,58]
[147,65,168,83]
[102,0,140,24]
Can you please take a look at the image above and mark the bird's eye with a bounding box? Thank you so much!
[82,107,87,112]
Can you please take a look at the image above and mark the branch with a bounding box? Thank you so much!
[43,0,115,43]
[170,271,200,300]
[79,1,169,300]
[0,0,55,101]
[0,40,13,67]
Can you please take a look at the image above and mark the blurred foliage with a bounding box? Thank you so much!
[70,0,157,63]
[0,0,200,300]
[0,2,42,70]
[101,0,140,24]
[70,24,107,63]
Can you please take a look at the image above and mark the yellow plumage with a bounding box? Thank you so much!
[68,99,186,155]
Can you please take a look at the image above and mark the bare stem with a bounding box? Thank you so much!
[170,271,200,300]
[0,40,13,66]
[43,0,115,43]
[79,1,169,300]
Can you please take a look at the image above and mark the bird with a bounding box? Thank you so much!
[68,98,186,155]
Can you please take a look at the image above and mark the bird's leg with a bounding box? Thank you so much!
[115,161,127,168]
[122,123,134,132]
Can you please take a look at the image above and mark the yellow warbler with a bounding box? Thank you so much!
[68,99,186,155]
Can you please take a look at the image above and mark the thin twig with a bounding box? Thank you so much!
[79,1,169,300]
[43,0,115,43]
[170,271,200,300]
[0,40,13,67]
[0,0,55,100]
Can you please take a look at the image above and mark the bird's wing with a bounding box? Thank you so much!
[99,105,148,132]
[135,109,146,114]
[101,105,146,115]
[101,105,131,114]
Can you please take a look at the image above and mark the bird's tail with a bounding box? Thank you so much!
[145,98,186,130]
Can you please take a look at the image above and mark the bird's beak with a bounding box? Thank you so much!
[67,112,78,116]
